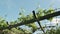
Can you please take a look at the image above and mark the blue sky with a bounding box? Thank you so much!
[0,0,60,34]
[0,0,60,22]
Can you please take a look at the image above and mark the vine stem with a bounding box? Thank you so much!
[32,10,46,34]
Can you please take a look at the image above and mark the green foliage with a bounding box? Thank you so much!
[45,27,60,34]
[46,28,56,34]
[36,8,55,21]
[46,8,54,21]
[0,8,60,34]
[0,17,8,28]
[26,23,37,32]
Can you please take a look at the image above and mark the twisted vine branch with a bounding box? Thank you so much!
[0,11,60,30]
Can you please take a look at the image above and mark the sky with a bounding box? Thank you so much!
[0,0,60,34]
[0,0,60,22]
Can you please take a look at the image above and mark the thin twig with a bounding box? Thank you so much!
[32,10,46,34]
